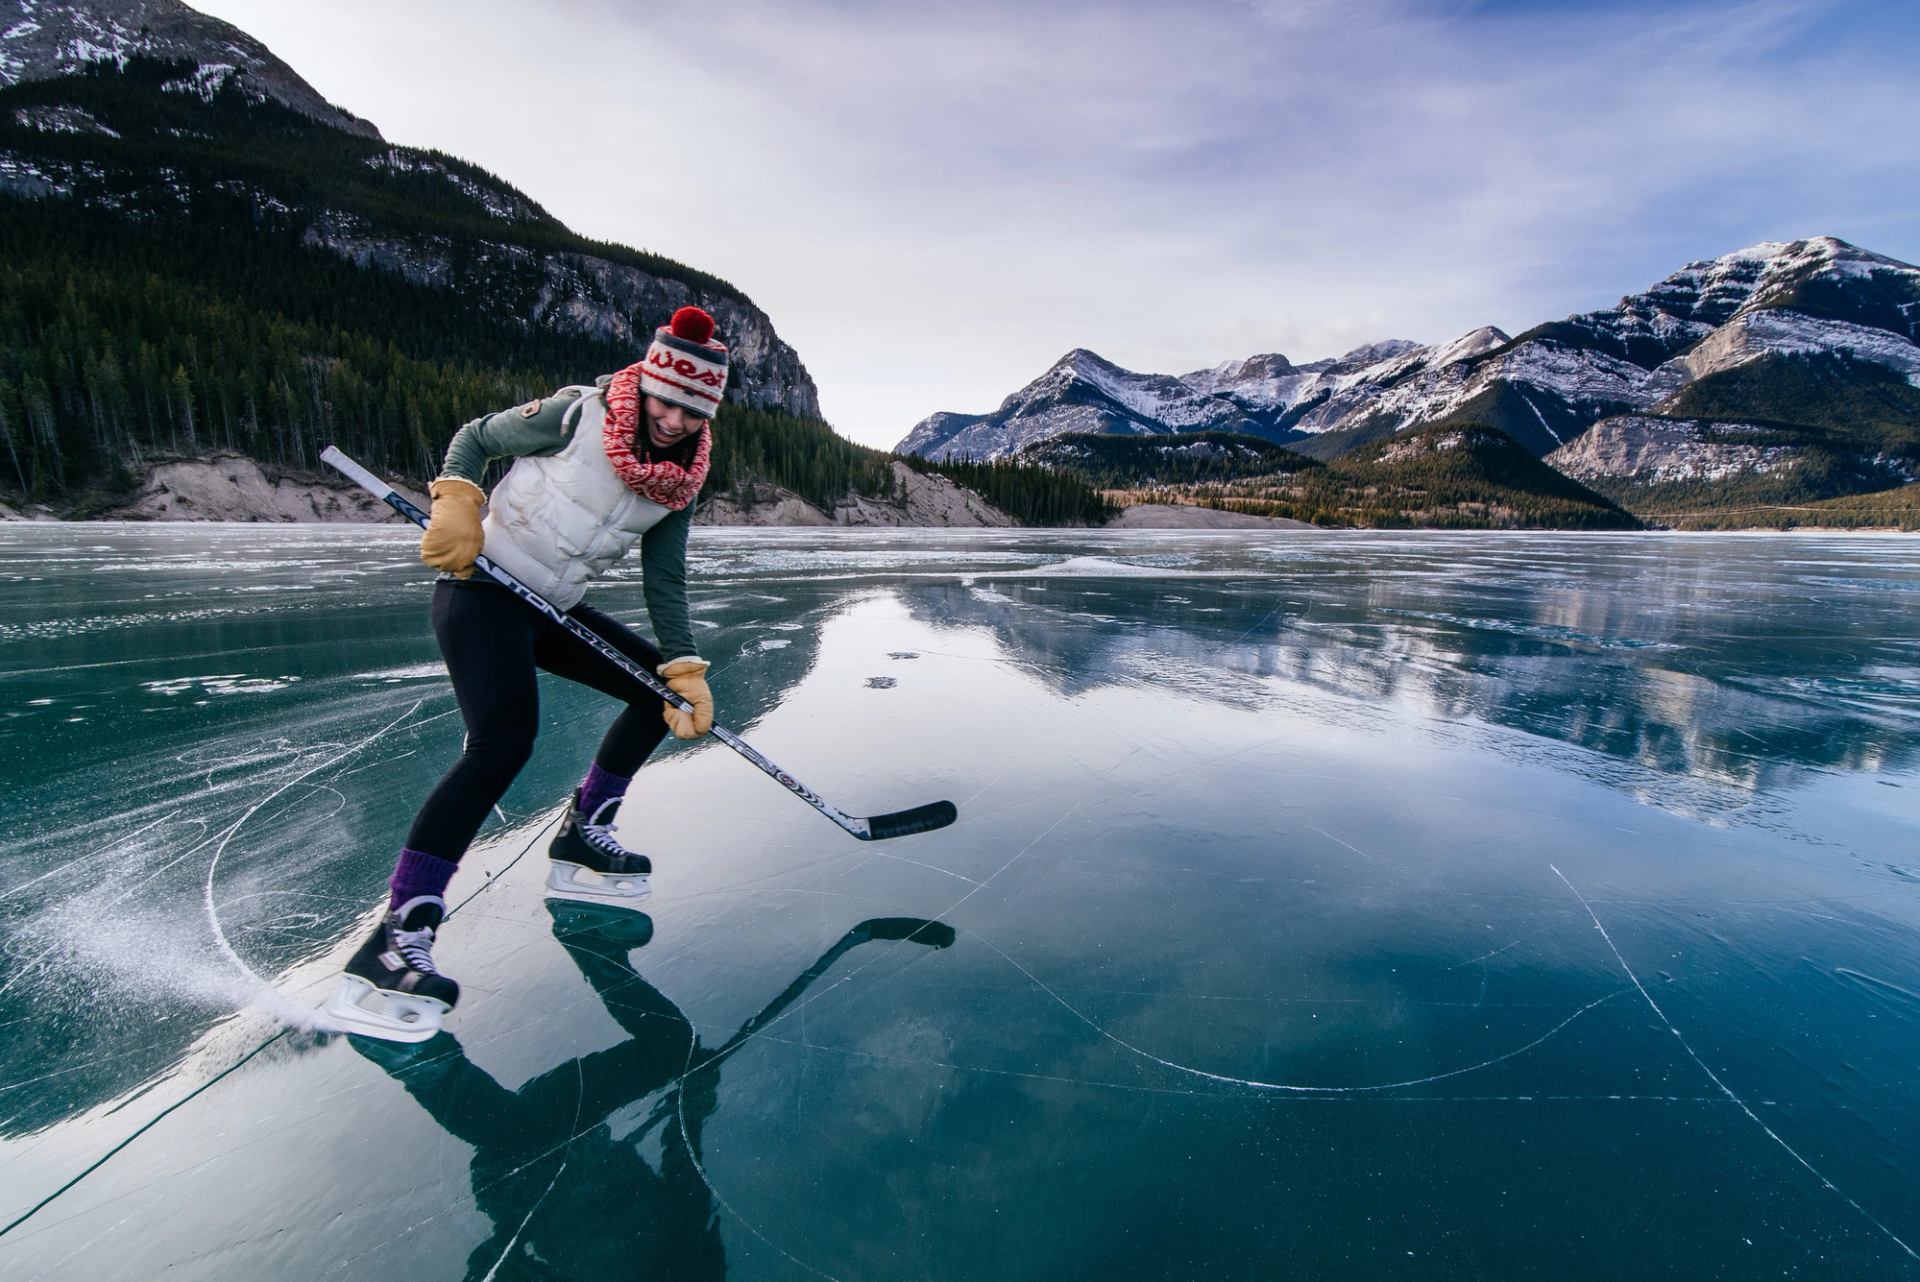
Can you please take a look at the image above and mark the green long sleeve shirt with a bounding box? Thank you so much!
[438,388,700,660]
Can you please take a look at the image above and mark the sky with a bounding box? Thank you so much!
[191,0,1920,450]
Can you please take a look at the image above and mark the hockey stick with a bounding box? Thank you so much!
[320,446,957,842]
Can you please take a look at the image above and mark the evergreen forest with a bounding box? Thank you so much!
[900,455,1119,526]
[1655,483,1919,531]
[1033,424,1638,530]
[1019,432,1321,489]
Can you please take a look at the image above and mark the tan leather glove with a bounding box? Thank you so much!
[659,657,714,740]
[419,477,485,578]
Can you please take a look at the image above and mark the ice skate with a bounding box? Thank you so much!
[547,793,652,908]
[322,896,460,1043]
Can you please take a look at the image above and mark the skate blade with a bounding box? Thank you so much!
[320,976,449,1044]
[545,859,651,908]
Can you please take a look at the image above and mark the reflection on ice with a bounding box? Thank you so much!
[338,907,954,1280]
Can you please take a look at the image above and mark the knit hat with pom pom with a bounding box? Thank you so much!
[640,306,729,419]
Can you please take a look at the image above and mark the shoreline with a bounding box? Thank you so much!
[4,513,1911,535]
[2,456,1912,534]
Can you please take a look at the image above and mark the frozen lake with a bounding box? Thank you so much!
[1,524,1917,1279]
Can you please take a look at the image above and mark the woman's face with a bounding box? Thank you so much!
[642,395,706,451]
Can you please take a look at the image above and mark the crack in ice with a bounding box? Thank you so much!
[965,927,1630,1094]
[1551,863,1918,1261]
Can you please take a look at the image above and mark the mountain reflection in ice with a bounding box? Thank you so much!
[898,536,1918,800]
[1,525,1916,1280]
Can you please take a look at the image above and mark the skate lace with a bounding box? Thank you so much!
[391,924,440,975]
[580,816,632,864]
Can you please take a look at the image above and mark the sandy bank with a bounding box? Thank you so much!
[108,455,422,522]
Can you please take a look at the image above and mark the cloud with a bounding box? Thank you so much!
[191,0,1920,447]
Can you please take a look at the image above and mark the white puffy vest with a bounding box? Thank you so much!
[480,388,674,610]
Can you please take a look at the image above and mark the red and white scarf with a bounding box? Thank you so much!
[602,362,712,510]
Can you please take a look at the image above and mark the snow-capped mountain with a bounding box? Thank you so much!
[1307,236,1920,461]
[892,348,1261,461]
[895,340,1432,461]
[1537,241,1920,506]
[0,0,379,137]
[897,238,1920,481]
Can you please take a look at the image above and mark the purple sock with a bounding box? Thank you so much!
[578,762,631,818]
[389,848,458,911]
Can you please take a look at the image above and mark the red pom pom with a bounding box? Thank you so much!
[669,306,716,345]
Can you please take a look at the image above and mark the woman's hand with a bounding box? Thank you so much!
[420,477,486,577]
[658,658,714,739]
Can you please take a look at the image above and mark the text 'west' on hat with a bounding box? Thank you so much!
[641,306,728,418]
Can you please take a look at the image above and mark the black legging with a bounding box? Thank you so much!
[405,578,672,861]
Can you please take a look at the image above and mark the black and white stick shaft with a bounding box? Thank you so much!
[320,447,956,842]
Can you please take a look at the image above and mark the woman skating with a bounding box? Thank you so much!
[325,306,728,1042]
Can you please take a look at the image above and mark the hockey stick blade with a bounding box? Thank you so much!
[862,800,958,841]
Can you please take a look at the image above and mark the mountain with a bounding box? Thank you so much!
[894,341,1429,460]
[0,0,877,517]
[896,238,1920,520]
[0,0,379,136]
[1304,237,1920,462]
[1546,353,1920,516]
[0,24,819,417]
[895,348,1266,460]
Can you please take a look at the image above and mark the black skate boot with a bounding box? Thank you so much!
[546,793,652,908]
[322,896,460,1043]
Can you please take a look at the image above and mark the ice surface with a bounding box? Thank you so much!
[1,524,1917,1278]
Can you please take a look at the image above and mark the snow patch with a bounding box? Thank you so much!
[11,103,118,136]
[160,62,248,103]
[0,149,69,196]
